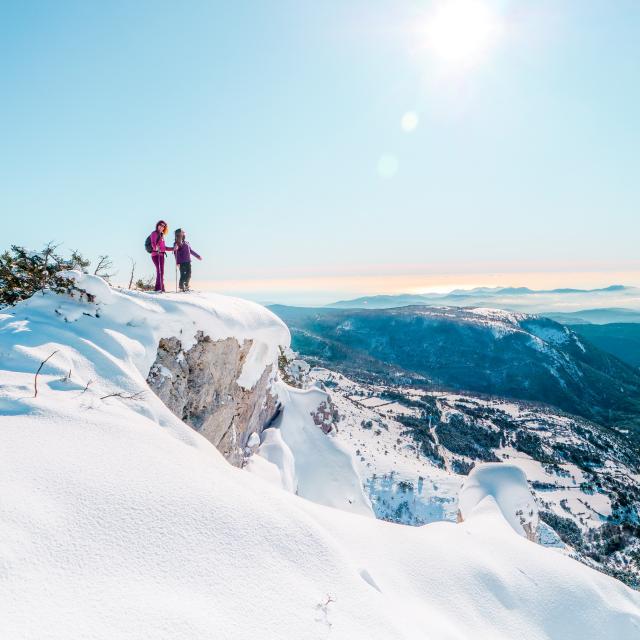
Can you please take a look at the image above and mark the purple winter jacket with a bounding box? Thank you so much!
[174,241,201,264]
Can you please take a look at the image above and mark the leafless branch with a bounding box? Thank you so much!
[127,257,136,290]
[81,379,93,394]
[100,390,145,401]
[93,255,115,280]
[34,350,59,398]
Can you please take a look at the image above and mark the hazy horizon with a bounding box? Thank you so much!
[201,278,640,308]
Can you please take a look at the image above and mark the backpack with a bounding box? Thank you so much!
[144,234,153,254]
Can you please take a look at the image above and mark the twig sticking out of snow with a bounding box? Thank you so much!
[127,258,136,290]
[99,390,145,401]
[93,255,116,280]
[34,350,59,398]
[315,594,336,629]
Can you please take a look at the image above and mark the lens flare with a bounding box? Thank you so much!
[401,111,419,132]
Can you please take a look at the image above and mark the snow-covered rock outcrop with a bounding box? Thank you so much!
[247,383,374,517]
[6,271,289,466]
[147,332,279,466]
[1,279,639,639]
[459,463,538,540]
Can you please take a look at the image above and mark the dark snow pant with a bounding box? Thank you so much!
[179,262,192,290]
[152,253,165,291]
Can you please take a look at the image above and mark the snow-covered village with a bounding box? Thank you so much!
[3,2,640,639]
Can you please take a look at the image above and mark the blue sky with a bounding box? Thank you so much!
[1,0,639,304]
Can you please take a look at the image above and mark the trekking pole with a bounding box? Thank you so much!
[175,260,178,293]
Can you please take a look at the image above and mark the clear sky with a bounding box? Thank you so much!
[1,0,638,304]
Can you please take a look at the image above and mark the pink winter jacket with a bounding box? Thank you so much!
[150,231,173,257]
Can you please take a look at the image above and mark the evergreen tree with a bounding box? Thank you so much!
[0,244,90,307]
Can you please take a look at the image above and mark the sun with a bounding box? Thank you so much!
[425,0,503,67]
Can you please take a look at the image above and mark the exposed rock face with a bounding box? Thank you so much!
[147,331,278,466]
[311,398,339,434]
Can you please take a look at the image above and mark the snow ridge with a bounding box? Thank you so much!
[1,281,639,639]
[459,464,538,539]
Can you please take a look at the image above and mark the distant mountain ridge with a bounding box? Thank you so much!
[270,304,640,447]
[328,285,640,323]
[546,309,640,325]
[572,323,640,368]
[330,284,634,306]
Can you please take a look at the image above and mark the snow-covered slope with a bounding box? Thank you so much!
[1,271,288,397]
[459,464,538,539]
[248,383,373,517]
[1,281,639,639]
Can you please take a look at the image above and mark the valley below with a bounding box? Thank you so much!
[273,304,640,588]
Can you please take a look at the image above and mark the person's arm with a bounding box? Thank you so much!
[190,247,202,260]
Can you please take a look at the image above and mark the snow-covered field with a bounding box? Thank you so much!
[310,369,461,524]
[306,366,640,584]
[1,279,639,639]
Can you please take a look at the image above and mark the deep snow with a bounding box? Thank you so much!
[1,280,639,639]
[459,464,538,538]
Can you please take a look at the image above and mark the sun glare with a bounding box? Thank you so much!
[425,0,503,67]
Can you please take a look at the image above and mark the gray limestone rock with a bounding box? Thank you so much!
[147,331,278,466]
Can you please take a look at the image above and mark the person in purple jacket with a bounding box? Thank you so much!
[173,228,202,292]
[150,220,173,292]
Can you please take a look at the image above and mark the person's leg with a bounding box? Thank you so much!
[179,263,188,291]
[184,262,192,290]
[158,254,165,291]
[152,255,162,291]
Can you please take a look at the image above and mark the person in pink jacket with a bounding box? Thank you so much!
[150,220,173,292]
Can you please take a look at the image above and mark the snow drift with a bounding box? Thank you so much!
[459,463,538,540]
[1,280,639,639]
[248,383,373,517]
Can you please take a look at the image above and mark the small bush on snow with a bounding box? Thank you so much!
[0,244,116,308]
[0,244,93,307]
